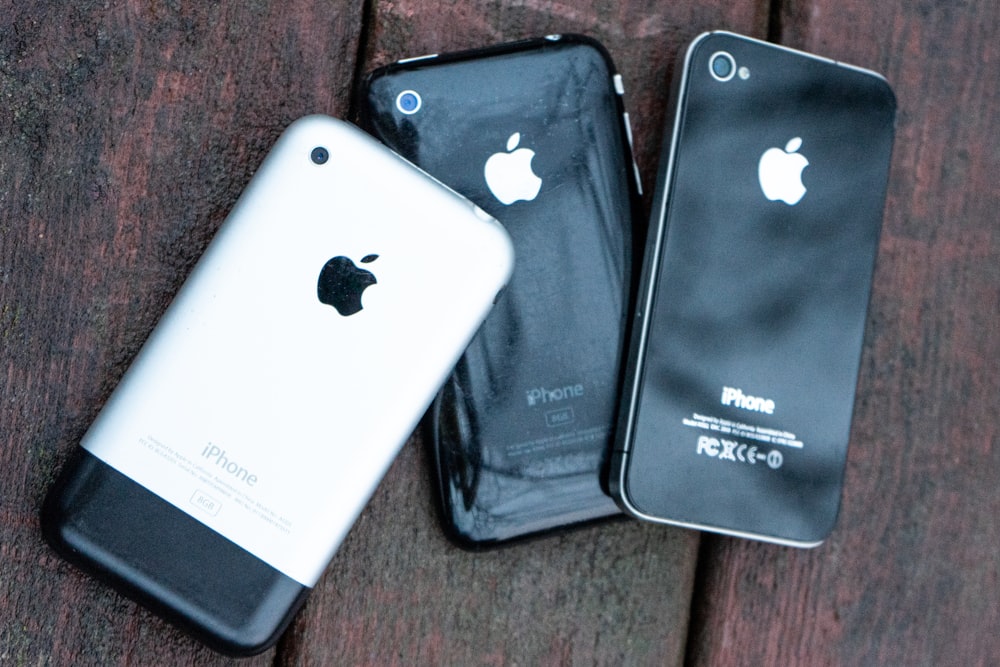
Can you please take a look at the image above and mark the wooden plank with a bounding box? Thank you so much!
[687,2,1000,665]
[0,2,365,663]
[277,2,766,665]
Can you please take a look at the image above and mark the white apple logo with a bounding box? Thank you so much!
[758,137,809,205]
[483,132,542,205]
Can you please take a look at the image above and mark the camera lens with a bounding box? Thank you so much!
[395,90,422,115]
[709,51,735,81]
[311,147,329,165]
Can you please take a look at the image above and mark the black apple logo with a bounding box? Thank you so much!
[317,254,378,316]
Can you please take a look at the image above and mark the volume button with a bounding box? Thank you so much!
[622,112,643,196]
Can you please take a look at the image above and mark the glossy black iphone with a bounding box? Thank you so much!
[362,35,643,546]
[611,32,896,546]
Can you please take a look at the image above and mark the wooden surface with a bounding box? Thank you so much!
[0,1,996,665]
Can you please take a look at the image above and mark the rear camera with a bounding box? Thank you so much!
[396,90,422,115]
[310,147,329,165]
[709,51,736,82]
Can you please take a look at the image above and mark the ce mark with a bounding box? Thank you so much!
[736,443,759,464]
[736,444,783,469]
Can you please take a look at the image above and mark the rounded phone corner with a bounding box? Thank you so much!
[39,487,76,560]
[789,504,841,549]
[609,467,650,523]
[39,449,90,559]
[195,597,307,658]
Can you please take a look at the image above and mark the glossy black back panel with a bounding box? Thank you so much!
[363,36,641,545]
[614,33,895,545]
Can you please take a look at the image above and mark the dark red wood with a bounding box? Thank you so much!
[686,2,1000,665]
[14,0,994,664]
[0,1,365,663]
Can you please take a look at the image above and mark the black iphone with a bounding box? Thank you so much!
[611,32,896,546]
[362,35,643,546]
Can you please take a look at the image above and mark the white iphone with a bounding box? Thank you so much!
[42,116,514,655]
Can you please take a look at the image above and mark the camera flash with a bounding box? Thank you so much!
[738,66,750,80]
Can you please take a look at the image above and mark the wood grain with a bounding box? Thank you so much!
[686,2,1000,665]
[0,1,365,663]
[9,0,993,664]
